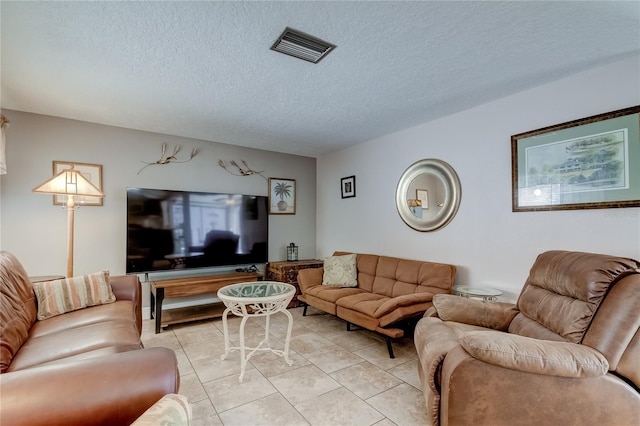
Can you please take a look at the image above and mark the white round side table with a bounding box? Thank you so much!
[217,281,296,382]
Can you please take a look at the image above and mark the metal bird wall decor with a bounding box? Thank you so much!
[138,143,198,174]
[218,159,266,180]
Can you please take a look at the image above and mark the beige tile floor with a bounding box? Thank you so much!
[141,305,429,426]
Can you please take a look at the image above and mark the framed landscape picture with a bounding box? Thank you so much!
[511,106,640,212]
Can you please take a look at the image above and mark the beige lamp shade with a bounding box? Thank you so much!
[32,166,104,198]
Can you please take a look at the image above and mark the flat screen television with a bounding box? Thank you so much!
[126,188,268,274]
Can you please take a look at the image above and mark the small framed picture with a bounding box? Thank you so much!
[341,175,356,198]
[52,161,103,206]
[269,177,296,214]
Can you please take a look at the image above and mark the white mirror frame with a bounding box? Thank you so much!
[396,158,462,232]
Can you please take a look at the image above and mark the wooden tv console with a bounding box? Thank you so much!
[150,271,261,333]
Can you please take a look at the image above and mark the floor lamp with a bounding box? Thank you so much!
[33,166,105,278]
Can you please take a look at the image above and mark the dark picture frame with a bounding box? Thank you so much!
[511,105,640,212]
[268,177,296,214]
[341,175,356,198]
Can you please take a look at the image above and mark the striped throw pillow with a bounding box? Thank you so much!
[32,271,115,320]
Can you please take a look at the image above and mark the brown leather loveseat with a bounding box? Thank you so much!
[414,250,640,426]
[0,251,180,425]
[298,252,456,357]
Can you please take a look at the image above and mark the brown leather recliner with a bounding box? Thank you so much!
[414,250,640,426]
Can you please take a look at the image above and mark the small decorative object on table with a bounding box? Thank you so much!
[286,242,299,261]
[218,281,296,382]
[453,285,502,302]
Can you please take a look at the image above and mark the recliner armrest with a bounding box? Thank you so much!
[432,294,518,331]
[0,347,179,426]
[460,330,609,378]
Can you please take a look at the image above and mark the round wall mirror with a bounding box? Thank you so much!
[396,159,461,232]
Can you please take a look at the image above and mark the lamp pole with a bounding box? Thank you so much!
[66,195,76,277]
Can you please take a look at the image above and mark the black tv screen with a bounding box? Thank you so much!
[126,188,268,273]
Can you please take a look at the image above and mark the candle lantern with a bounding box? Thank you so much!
[287,242,299,261]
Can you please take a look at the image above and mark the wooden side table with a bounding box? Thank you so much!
[265,259,323,307]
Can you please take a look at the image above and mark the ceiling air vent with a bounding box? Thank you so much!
[271,27,336,64]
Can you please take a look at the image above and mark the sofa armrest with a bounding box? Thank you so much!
[432,294,518,331]
[374,292,436,317]
[110,274,142,332]
[297,267,324,294]
[0,347,179,426]
[110,274,140,302]
[460,330,609,378]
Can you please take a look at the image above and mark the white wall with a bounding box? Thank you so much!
[0,112,316,306]
[317,55,640,302]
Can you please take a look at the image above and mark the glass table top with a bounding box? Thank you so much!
[218,281,295,300]
[453,286,503,297]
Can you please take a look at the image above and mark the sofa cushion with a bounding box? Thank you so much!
[33,271,116,320]
[304,285,365,303]
[336,292,388,318]
[322,254,358,287]
[336,291,437,324]
[0,251,37,373]
[8,319,141,371]
[367,256,456,297]
[29,300,136,338]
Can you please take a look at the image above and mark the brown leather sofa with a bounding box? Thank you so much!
[414,250,640,426]
[298,252,456,357]
[0,251,180,426]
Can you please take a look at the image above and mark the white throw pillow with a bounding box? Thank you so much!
[322,254,358,287]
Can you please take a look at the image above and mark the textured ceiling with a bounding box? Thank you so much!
[1,1,639,157]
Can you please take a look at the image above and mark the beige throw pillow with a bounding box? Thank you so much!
[322,254,358,287]
[32,271,115,320]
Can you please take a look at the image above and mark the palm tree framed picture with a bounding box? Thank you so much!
[268,178,296,214]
